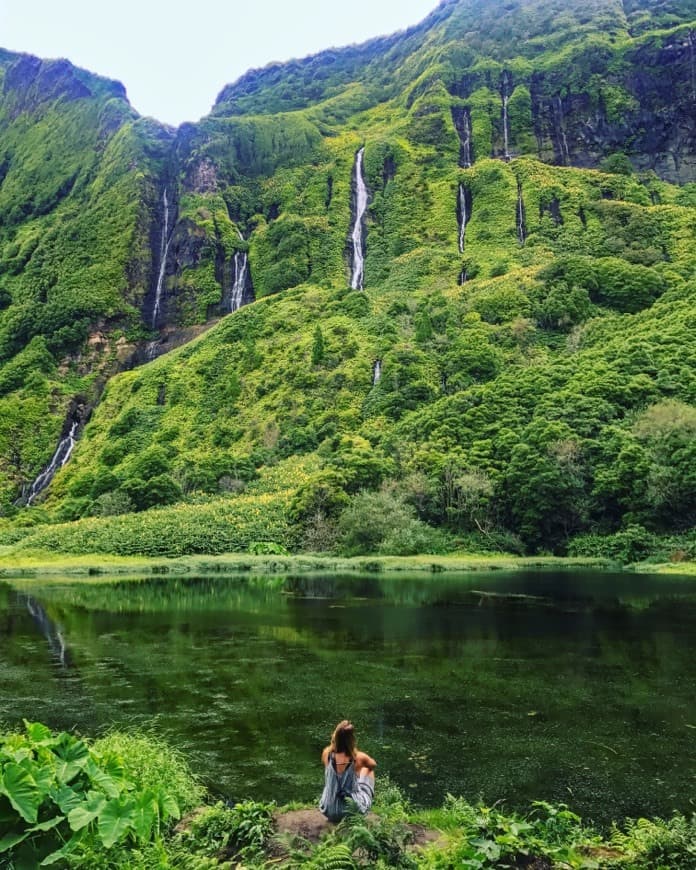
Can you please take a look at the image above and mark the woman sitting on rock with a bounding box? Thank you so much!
[319,719,376,822]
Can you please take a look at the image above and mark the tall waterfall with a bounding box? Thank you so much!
[554,96,570,165]
[460,110,472,168]
[452,107,473,168]
[457,183,469,254]
[152,189,173,327]
[230,232,249,313]
[501,72,512,161]
[516,180,527,246]
[26,421,79,505]
[350,147,369,290]
[372,359,382,385]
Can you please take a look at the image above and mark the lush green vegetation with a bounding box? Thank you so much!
[2,722,695,868]
[0,0,695,560]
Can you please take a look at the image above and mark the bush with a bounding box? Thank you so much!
[337,489,418,556]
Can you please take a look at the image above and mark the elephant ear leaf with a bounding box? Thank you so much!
[53,736,90,783]
[2,763,41,823]
[0,829,29,853]
[23,721,56,747]
[67,791,107,832]
[98,796,136,848]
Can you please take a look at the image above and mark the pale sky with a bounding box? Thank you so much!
[0,0,439,126]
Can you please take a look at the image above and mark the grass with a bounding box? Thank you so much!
[0,550,616,579]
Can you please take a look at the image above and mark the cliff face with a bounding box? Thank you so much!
[0,0,695,547]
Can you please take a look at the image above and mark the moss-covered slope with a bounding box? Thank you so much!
[1,0,695,555]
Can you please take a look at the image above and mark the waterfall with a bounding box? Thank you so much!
[501,72,512,161]
[517,181,527,246]
[451,107,473,168]
[457,183,469,254]
[350,147,369,290]
[26,421,79,505]
[554,96,570,165]
[229,251,248,312]
[152,189,174,328]
[461,110,472,168]
[458,268,468,285]
[372,360,382,385]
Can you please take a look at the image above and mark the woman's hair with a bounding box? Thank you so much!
[330,720,357,758]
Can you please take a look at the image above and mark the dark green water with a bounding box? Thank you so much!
[1,570,695,824]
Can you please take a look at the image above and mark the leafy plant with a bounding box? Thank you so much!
[0,722,193,866]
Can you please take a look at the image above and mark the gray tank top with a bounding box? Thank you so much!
[319,752,356,822]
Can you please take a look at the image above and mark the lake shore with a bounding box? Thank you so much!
[0,550,626,579]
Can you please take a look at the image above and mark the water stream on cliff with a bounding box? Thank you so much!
[25,421,79,505]
[230,233,249,313]
[457,183,469,253]
[517,180,526,245]
[554,96,571,165]
[502,72,512,161]
[152,189,173,328]
[372,359,382,385]
[460,109,472,168]
[350,148,368,290]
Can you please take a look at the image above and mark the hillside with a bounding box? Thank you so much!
[0,0,694,559]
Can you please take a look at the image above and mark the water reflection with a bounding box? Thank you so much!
[18,592,73,668]
[0,570,695,823]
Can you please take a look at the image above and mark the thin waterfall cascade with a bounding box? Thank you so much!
[229,250,249,312]
[501,71,512,161]
[451,106,473,168]
[457,184,472,254]
[516,180,527,246]
[690,29,696,100]
[152,188,174,328]
[458,268,468,285]
[25,421,79,505]
[372,360,382,385]
[350,147,369,290]
[554,96,570,165]
[224,230,255,313]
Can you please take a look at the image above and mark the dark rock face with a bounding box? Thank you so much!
[528,35,696,181]
[186,158,219,194]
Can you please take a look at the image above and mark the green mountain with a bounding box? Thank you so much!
[0,0,695,558]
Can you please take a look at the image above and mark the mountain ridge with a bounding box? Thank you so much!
[0,0,694,559]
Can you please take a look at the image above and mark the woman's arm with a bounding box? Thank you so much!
[321,745,331,766]
[355,750,377,770]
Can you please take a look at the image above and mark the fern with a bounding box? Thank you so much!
[305,842,357,870]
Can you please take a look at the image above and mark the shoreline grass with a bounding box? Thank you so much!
[0,551,624,580]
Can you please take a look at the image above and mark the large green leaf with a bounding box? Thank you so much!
[52,736,89,783]
[67,791,106,832]
[49,783,82,814]
[158,790,180,822]
[84,757,121,798]
[131,791,157,841]
[0,829,29,853]
[1,762,41,824]
[0,814,64,853]
[23,721,56,747]
[98,795,135,848]
[40,830,84,867]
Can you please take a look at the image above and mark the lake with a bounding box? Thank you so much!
[1,569,695,824]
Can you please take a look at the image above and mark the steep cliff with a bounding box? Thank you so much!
[0,0,694,554]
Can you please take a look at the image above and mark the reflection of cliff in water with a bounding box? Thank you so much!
[17,592,73,668]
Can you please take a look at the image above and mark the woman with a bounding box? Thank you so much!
[319,719,376,822]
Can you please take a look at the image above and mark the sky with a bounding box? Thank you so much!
[0,0,439,126]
